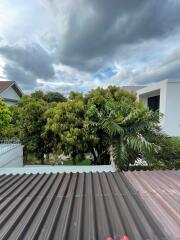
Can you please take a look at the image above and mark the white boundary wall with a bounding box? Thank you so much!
[0,144,23,168]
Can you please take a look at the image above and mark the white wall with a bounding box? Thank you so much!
[163,81,180,136]
[1,86,20,100]
[138,89,160,108]
[137,79,180,137]
[0,145,23,168]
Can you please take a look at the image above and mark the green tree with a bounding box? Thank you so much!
[44,92,66,103]
[45,86,162,168]
[144,136,180,169]
[84,86,137,165]
[0,98,12,138]
[31,90,45,100]
[31,91,66,103]
[101,98,161,170]
[12,96,48,164]
[45,86,147,166]
[69,91,84,100]
[11,90,66,165]
[11,86,164,169]
[45,98,91,164]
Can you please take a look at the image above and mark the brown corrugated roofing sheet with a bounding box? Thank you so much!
[124,170,180,240]
[0,172,167,240]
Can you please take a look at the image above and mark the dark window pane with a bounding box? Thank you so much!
[148,95,160,111]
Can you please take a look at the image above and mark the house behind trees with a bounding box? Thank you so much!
[0,80,23,106]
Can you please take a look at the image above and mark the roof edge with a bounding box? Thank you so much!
[0,81,23,97]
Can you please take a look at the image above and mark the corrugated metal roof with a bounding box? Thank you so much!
[0,172,166,240]
[124,170,180,240]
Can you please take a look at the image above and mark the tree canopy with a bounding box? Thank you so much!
[0,98,12,138]
[4,86,179,170]
[31,91,67,103]
[11,95,49,164]
[44,86,162,169]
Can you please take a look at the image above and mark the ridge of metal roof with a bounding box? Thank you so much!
[0,172,167,240]
[0,165,113,174]
[124,170,180,240]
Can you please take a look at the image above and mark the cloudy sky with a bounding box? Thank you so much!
[0,0,180,94]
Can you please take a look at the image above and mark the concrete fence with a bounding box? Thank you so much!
[0,140,23,168]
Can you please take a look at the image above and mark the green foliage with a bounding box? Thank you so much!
[43,92,66,103]
[9,86,169,169]
[68,91,84,100]
[82,86,161,169]
[45,85,162,168]
[11,95,48,164]
[31,91,45,100]
[45,98,89,164]
[10,90,66,164]
[144,136,180,169]
[31,90,66,103]
[100,97,161,170]
[0,98,12,138]
[83,86,137,165]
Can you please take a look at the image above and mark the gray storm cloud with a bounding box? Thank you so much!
[0,0,180,93]
[0,43,55,79]
[3,64,36,89]
[48,0,180,72]
[134,48,180,85]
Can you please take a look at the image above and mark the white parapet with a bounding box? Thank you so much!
[0,144,23,168]
[136,79,180,137]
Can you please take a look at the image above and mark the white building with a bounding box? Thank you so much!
[0,81,23,106]
[136,79,180,137]
[0,143,23,168]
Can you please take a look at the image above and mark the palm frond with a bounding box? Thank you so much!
[126,135,160,153]
[112,141,128,170]
[103,120,124,136]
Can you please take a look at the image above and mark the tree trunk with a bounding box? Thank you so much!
[38,152,44,165]
[23,147,28,164]
[99,151,110,165]
[71,150,77,165]
[90,148,97,165]
[41,156,44,165]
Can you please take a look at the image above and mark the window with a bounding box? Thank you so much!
[147,95,160,111]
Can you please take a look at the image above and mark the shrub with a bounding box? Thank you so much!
[144,136,180,169]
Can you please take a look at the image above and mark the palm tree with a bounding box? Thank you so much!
[102,98,162,170]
